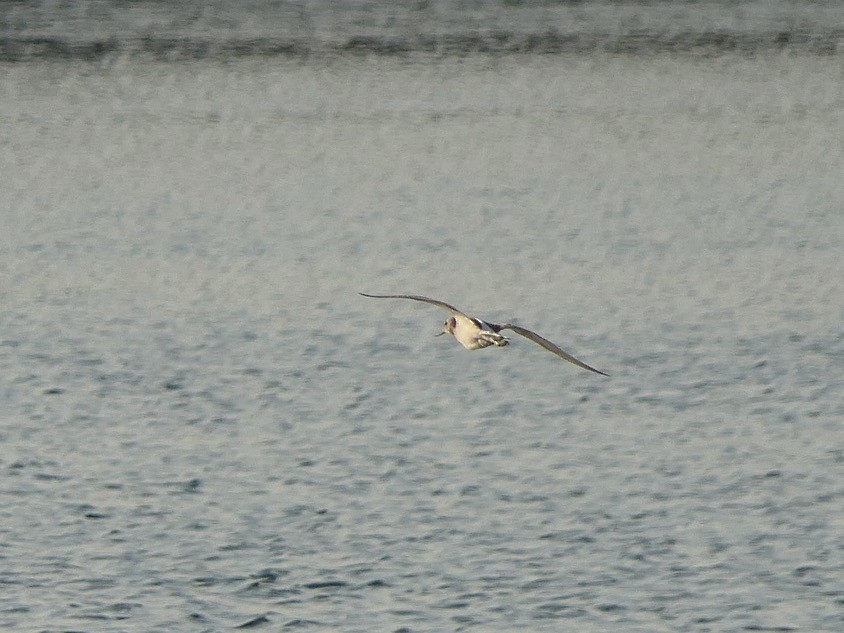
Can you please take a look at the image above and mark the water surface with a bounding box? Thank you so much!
[1,3,843,632]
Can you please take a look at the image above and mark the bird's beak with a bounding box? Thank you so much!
[434,331,446,337]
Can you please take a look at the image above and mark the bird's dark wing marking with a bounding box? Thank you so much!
[497,323,608,376]
[359,293,466,317]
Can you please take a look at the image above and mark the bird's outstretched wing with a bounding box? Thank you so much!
[496,323,608,376]
[359,293,468,317]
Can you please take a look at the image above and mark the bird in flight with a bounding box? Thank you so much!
[360,293,608,376]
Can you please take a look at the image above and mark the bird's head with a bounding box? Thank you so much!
[435,316,457,337]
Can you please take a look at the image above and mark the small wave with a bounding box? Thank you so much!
[0,29,841,62]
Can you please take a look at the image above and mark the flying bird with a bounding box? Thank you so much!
[360,293,607,376]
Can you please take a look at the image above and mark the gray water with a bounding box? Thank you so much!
[2,3,843,632]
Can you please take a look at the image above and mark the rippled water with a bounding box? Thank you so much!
[2,3,843,632]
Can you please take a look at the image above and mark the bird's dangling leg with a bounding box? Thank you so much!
[478,330,509,347]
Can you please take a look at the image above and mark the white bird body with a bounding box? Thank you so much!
[448,313,509,350]
[360,292,607,376]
